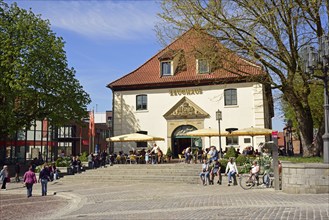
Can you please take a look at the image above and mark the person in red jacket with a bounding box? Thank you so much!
[23,165,37,198]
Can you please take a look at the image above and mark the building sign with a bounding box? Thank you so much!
[169,88,202,96]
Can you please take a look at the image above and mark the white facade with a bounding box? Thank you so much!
[94,112,107,124]
[112,82,271,155]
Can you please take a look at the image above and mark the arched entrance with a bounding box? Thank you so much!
[171,125,202,158]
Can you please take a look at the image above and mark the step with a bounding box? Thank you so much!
[58,163,229,185]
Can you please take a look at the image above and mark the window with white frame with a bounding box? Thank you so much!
[161,61,173,76]
[136,95,147,111]
[224,88,237,106]
[197,59,210,74]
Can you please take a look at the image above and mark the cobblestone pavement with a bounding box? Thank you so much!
[1,177,329,220]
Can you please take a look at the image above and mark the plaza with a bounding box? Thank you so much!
[1,166,328,220]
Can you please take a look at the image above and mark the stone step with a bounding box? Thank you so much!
[58,163,230,185]
[60,175,231,185]
[85,168,200,174]
[104,164,201,169]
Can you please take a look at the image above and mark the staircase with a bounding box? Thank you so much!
[60,163,202,184]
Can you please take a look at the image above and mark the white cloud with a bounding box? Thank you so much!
[15,0,160,40]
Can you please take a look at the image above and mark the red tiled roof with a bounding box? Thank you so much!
[108,29,265,91]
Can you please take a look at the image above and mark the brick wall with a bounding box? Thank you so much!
[282,162,329,194]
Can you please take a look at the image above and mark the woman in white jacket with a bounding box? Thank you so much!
[225,158,238,186]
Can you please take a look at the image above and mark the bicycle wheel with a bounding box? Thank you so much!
[239,174,253,190]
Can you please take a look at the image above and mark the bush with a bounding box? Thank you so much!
[35,165,42,173]
[239,162,252,174]
[55,157,71,167]
[238,156,257,174]
[166,148,173,157]
[79,152,88,162]
[224,146,236,159]
[220,158,228,173]
[235,154,247,166]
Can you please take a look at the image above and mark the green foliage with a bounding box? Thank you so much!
[0,1,91,139]
[79,152,88,162]
[35,165,41,173]
[166,148,173,157]
[279,156,322,163]
[235,154,247,166]
[282,73,323,132]
[224,147,236,159]
[219,158,228,173]
[239,156,253,174]
[55,157,71,167]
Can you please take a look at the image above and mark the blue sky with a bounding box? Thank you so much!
[6,0,285,131]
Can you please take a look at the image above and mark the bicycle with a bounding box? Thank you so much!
[239,169,274,189]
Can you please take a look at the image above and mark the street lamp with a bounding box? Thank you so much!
[301,35,329,163]
[216,109,222,158]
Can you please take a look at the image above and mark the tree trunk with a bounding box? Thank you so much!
[283,87,315,157]
[314,121,325,157]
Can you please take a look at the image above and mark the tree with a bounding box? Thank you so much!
[281,76,324,155]
[157,0,328,157]
[0,1,91,139]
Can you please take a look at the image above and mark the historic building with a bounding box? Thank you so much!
[107,29,274,157]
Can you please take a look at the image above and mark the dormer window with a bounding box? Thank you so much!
[161,61,173,76]
[197,59,210,74]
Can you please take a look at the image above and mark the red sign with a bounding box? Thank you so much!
[82,140,89,145]
[272,131,278,138]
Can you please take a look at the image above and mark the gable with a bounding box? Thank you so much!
[163,96,210,120]
[108,28,266,91]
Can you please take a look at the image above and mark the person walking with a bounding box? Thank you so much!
[150,144,159,164]
[23,166,37,198]
[0,165,9,190]
[101,150,108,167]
[15,162,21,182]
[38,164,51,196]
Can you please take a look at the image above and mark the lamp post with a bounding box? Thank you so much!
[302,35,329,163]
[216,109,222,158]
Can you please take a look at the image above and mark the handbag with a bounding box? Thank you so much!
[5,177,10,183]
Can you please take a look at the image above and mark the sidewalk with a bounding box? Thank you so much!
[1,168,328,220]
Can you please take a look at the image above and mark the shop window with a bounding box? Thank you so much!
[136,95,147,111]
[224,88,237,106]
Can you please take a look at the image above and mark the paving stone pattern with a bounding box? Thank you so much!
[0,165,328,220]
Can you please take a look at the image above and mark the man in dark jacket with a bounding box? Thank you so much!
[101,150,108,168]
[38,164,51,196]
